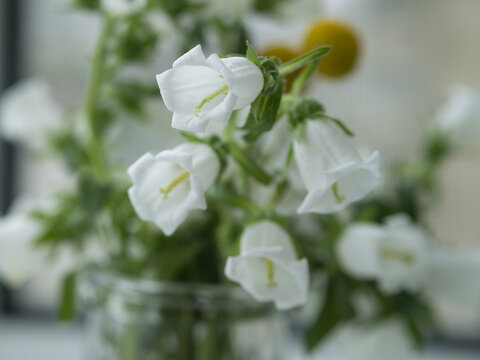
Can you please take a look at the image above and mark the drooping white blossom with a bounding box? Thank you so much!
[156,45,264,133]
[225,220,309,310]
[294,120,381,214]
[0,204,43,287]
[434,84,480,148]
[336,214,429,293]
[127,142,220,235]
[0,78,62,149]
[101,0,147,16]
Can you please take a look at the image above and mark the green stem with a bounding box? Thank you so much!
[84,16,113,179]
[266,179,288,210]
[209,191,261,213]
[291,59,319,96]
[228,141,272,185]
[278,46,330,76]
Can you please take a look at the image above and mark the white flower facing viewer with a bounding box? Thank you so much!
[294,119,381,214]
[128,142,220,236]
[156,45,264,133]
[225,220,309,310]
[0,78,62,149]
[336,215,429,293]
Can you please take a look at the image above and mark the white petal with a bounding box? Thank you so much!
[225,256,309,310]
[294,120,363,190]
[174,142,220,189]
[157,65,226,115]
[204,91,237,125]
[172,45,206,68]
[297,151,382,214]
[0,211,43,287]
[171,111,210,133]
[127,148,208,236]
[127,152,155,184]
[336,224,384,279]
[235,105,251,128]
[206,54,236,85]
[221,57,264,109]
[377,216,429,293]
[240,220,297,262]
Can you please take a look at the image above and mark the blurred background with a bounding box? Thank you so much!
[1,0,480,359]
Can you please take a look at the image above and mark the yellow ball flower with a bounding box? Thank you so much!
[261,44,300,92]
[303,18,360,78]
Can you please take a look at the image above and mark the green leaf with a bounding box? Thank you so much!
[242,59,283,141]
[246,41,259,65]
[57,272,77,321]
[278,46,331,76]
[70,0,100,10]
[287,98,325,129]
[50,131,89,171]
[153,241,205,280]
[78,174,112,214]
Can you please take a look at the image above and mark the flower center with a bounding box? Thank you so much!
[331,181,345,204]
[379,247,414,265]
[264,258,278,288]
[194,83,229,117]
[159,170,190,199]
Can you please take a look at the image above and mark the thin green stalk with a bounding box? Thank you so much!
[209,191,262,213]
[291,59,319,96]
[228,141,272,185]
[84,16,113,179]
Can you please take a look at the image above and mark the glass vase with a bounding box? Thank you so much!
[81,269,286,360]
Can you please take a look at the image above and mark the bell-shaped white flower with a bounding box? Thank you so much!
[225,220,309,310]
[0,78,62,149]
[0,206,43,287]
[434,84,480,148]
[156,45,264,133]
[294,120,381,214]
[128,142,220,235]
[336,215,429,293]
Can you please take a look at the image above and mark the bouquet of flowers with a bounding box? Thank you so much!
[1,1,480,359]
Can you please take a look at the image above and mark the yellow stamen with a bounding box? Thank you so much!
[194,84,229,117]
[264,258,278,288]
[159,171,190,199]
[331,182,345,204]
[380,248,414,265]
